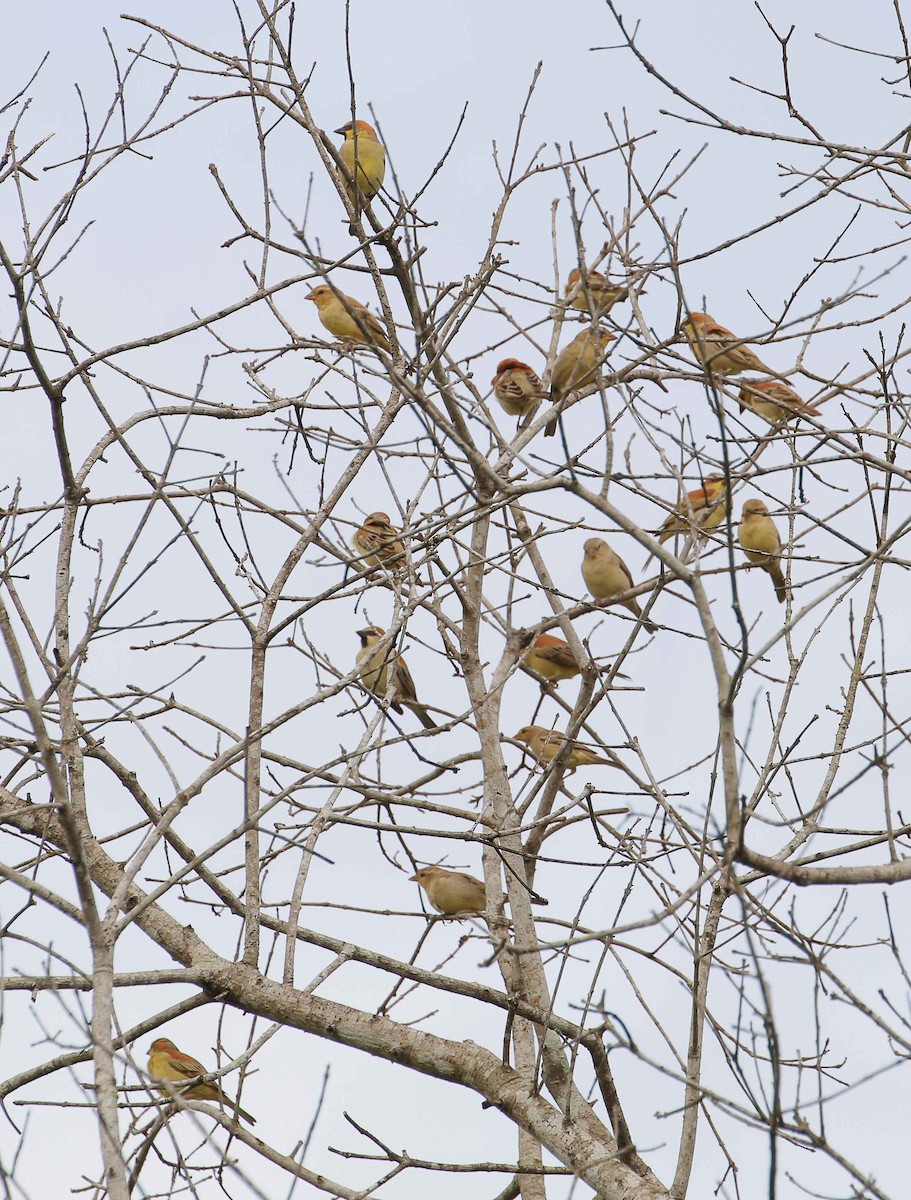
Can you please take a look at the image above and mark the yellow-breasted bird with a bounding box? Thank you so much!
[681,311,777,377]
[581,537,657,633]
[565,266,629,318]
[336,119,386,236]
[306,284,390,352]
[545,328,614,437]
[657,474,728,545]
[352,512,406,571]
[410,865,548,915]
[356,625,436,729]
[738,499,790,604]
[147,1037,255,1126]
[523,632,582,682]
[491,358,545,426]
[738,378,821,425]
[510,725,615,773]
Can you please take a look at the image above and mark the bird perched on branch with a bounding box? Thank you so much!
[306,284,390,352]
[355,625,436,729]
[565,267,629,318]
[581,537,657,633]
[510,725,615,773]
[738,499,790,604]
[410,865,548,915]
[681,312,778,377]
[656,474,728,545]
[545,328,614,437]
[352,512,406,572]
[491,358,545,427]
[523,632,583,682]
[147,1037,255,1126]
[336,119,386,236]
[738,379,821,425]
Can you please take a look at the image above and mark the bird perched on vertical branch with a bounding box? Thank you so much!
[546,328,614,437]
[738,499,790,604]
[352,512,406,572]
[335,119,386,236]
[565,267,629,318]
[738,379,821,425]
[355,626,436,729]
[581,538,657,633]
[491,358,545,427]
[306,284,390,352]
[147,1037,255,1126]
[680,312,778,377]
[510,725,615,772]
[656,474,728,545]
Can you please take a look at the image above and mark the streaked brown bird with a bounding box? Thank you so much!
[681,312,777,377]
[581,537,657,633]
[306,284,390,352]
[545,328,614,437]
[657,474,728,545]
[336,119,386,236]
[738,378,821,425]
[356,625,436,729]
[565,266,629,317]
[491,358,545,426]
[738,499,790,604]
[147,1037,255,1126]
[510,725,614,773]
[352,512,406,571]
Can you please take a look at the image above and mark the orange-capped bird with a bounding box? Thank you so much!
[738,499,790,604]
[523,632,582,682]
[546,328,614,437]
[738,378,821,425]
[681,312,777,377]
[581,538,657,633]
[657,474,728,545]
[147,1037,255,1126]
[336,119,386,236]
[565,267,629,318]
[510,725,614,773]
[491,358,545,426]
[306,284,390,352]
[356,625,436,730]
[352,512,406,571]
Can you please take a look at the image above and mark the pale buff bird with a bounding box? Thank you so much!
[581,537,657,634]
[738,378,821,425]
[523,632,582,682]
[510,725,614,773]
[545,328,614,437]
[352,512,406,571]
[491,358,545,425]
[356,625,436,729]
[738,499,790,604]
[657,474,728,545]
[410,865,548,915]
[681,312,777,377]
[565,267,629,317]
[306,284,390,352]
[148,1037,255,1125]
[336,119,386,236]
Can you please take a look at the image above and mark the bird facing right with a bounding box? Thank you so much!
[545,328,614,437]
[565,267,629,318]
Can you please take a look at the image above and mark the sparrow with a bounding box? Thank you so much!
[491,358,545,425]
[355,625,436,729]
[545,328,614,437]
[680,311,777,377]
[410,865,548,915]
[738,499,790,604]
[352,512,406,571]
[523,632,582,682]
[581,537,657,633]
[336,119,386,236]
[565,266,629,317]
[147,1037,255,1125]
[510,725,615,773]
[656,474,728,545]
[306,284,390,352]
[737,378,821,425]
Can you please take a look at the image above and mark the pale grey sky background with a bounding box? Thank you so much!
[2,3,910,1198]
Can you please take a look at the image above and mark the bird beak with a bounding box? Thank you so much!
[356,628,372,639]
[408,873,418,881]
[305,289,317,300]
